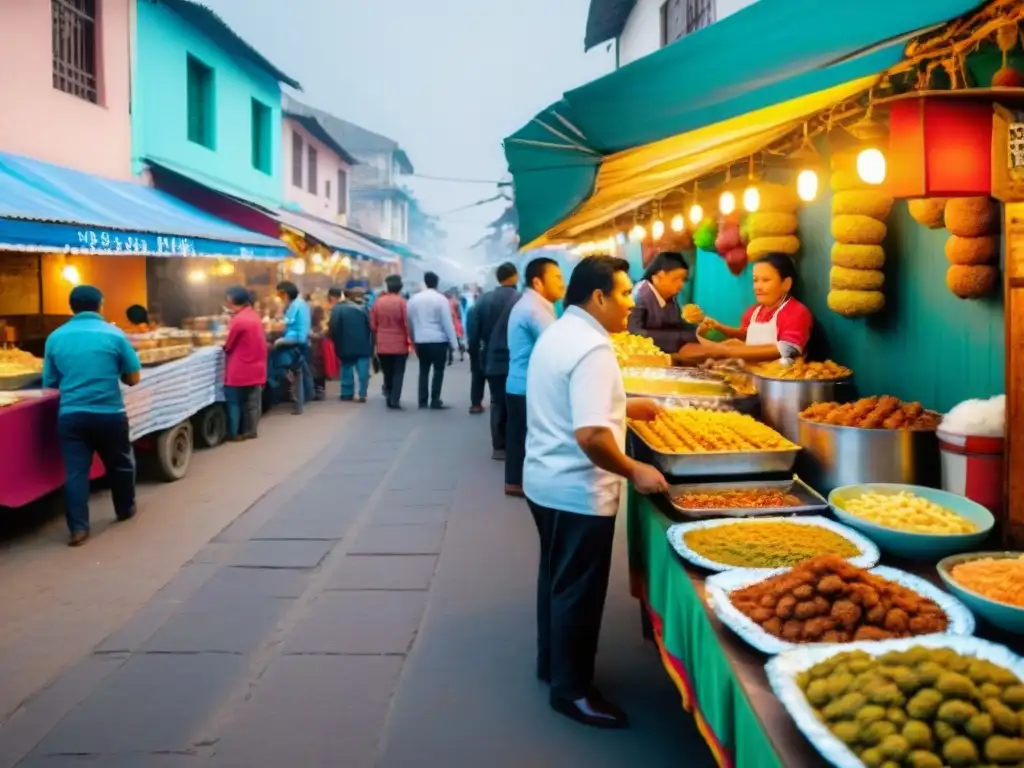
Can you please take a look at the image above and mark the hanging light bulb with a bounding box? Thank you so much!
[616,231,627,245]
[290,258,307,275]
[797,169,819,202]
[61,264,81,285]
[856,148,886,185]
[651,219,665,241]
[743,186,760,213]
[187,267,207,283]
[670,213,685,232]
[688,204,703,226]
[629,224,646,242]
[719,190,736,216]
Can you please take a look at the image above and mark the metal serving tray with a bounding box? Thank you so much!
[665,475,827,518]
[0,372,42,391]
[630,428,800,477]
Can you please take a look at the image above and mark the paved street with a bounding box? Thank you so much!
[0,361,713,768]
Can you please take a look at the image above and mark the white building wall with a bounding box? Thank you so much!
[283,118,352,224]
[617,0,757,68]
[619,0,664,67]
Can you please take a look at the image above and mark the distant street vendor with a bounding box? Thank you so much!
[43,285,141,547]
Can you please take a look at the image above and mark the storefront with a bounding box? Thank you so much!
[0,151,291,506]
[506,1,1024,765]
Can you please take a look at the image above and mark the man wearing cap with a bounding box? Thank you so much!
[43,285,142,546]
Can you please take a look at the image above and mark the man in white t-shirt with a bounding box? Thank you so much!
[523,255,668,729]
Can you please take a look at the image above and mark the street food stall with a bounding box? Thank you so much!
[0,151,291,507]
[505,0,1024,765]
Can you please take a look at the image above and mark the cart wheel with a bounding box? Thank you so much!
[193,405,227,448]
[154,421,193,482]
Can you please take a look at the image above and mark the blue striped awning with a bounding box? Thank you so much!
[0,152,291,260]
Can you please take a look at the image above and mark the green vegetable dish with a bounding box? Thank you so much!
[795,647,1024,767]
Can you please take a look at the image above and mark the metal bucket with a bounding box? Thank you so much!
[797,417,941,494]
[754,376,854,443]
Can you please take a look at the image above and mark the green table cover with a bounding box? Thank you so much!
[626,488,787,768]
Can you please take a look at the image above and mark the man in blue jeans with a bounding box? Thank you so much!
[43,285,142,547]
[327,286,372,402]
[270,280,314,414]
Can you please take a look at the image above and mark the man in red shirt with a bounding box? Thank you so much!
[223,286,268,440]
[370,275,412,409]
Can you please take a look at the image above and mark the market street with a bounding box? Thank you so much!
[0,362,713,768]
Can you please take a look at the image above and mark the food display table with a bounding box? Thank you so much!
[626,488,1023,768]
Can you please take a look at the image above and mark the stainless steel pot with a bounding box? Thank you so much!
[797,417,941,494]
[755,376,854,443]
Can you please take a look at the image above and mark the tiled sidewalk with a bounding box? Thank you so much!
[0,366,712,768]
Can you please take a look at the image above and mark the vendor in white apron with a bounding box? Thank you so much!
[696,252,814,364]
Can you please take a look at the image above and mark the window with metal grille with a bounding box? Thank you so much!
[659,2,669,47]
[52,0,98,103]
[337,169,349,215]
[292,131,303,187]
[186,55,215,148]
[307,145,318,194]
[685,0,716,33]
[251,99,271,173]
[325,179,332,199]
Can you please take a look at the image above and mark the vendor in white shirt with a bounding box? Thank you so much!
[523,255,667,730]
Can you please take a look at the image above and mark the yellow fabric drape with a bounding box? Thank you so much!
[524,75,880,249]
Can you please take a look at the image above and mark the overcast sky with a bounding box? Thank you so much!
[204,0,612,261]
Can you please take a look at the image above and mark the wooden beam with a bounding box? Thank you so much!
[1005,202,1024,547]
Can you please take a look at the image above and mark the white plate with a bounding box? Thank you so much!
[705,565,976,655]
[666,516,880,573]
[765,635,1022,768]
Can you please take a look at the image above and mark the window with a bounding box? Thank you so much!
[659,2,669,47]
[307,145,318,194]
[685,0,716,34]
[325,179,332,199]
[52,0,98,103]
[250,99,271,173]
[186,56,215,148]
[666,0,686,43]
[337,169,349,215]
[292,131,303,187]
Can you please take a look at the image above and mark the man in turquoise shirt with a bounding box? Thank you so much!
[43,285,142,546]
[504,257,565,497]
[271,280,314,414]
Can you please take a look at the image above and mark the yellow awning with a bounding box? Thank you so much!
[524,75,879,249]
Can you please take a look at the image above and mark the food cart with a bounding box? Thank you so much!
[506,0,1024,765]
[0,152,291,507]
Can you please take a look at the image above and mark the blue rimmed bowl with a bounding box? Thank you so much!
[828,483,994,559]
[938,551,1024,634]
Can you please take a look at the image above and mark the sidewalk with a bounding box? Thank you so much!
[0,361,713,768]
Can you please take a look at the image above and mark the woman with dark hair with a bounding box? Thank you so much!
[698,252,814,363]
[223,285,267,440]
[627,251,696,355]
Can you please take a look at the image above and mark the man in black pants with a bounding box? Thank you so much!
[406,271,458,409]
[467,262,520,459]
[522,256,668,729]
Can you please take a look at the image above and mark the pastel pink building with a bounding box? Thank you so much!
[0,0,132,179]
[282,109,354,225]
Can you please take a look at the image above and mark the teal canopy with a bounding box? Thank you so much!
[504,0,986,245]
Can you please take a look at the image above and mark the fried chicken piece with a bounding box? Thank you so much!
[882,411,906,429]
[811,596,832,616]
[849,582,881,609]
[749,607,775,624]
[822,629,851,643]
[909,615,947,635]
[776,595,797,619]
[817,574,845,596]
[759,594,778,609]
[854,626,896,642]
[903,402,923,419]
[762,617,783,636]
[795,600,823,620]
[866,604,888,625]
[793,584,814,600]
[884,608,910,635]
[781,620,804,642]
[803,616,836,641]
[831,600,863,631]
